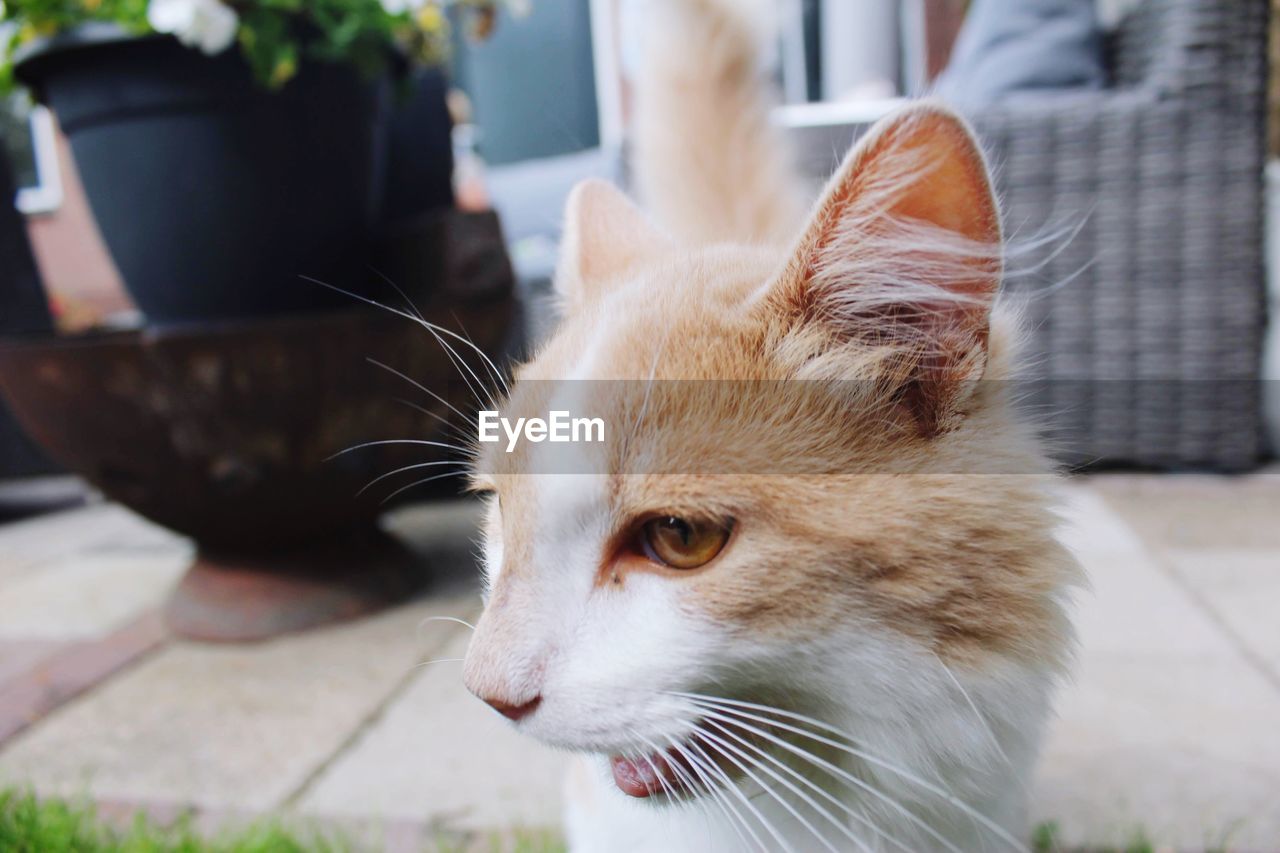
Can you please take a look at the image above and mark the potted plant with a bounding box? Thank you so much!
[1,0,511,322]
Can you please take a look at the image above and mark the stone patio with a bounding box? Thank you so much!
[0,472,1277,850]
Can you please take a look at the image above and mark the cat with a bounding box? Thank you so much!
[459,1,1081,850]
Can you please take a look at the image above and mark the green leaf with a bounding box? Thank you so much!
[2,0,516,92]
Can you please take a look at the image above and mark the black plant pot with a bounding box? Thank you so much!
[383,67,455,225]
[15,26,390,323]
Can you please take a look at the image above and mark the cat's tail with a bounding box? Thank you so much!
[632,0,804,246]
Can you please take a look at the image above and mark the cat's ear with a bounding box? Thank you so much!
[556,179,672,311]
[769,102,1002,436]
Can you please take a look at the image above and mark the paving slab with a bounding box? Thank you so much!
[0,498,489,813]
[0,551,188,641]
[1163,548,1280,684]
[1089,469,1280,551]
[1036,656,1280,850]
[1050,488,1240,658]
[0,594,478,812]
[1032,487,1280,849]
[0,639,62,688]
[296,629,569,832]
[0,612,168,744]
[0,501,186,586]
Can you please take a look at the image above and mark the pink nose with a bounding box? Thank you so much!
[483,695,542,722]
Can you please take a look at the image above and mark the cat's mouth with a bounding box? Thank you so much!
[609,744,695,798]
[608,725,738,799]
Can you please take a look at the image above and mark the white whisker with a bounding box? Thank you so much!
[372,266,510,398]
[932,652,1012,767]
[698,719,887,853]
[429,329,489,410]
[378,272,499,407]
[411,657,464,670]
[326,438,474,461]
[692,703,961,853]
[367,357,475,425]
[682,736,794,852]
[418,615,476,631]
[302,275,499,407]
[391,397,474,446]
[662,735,767,853]
[379,470,468,505]
[692,727,842,853]
[369,263,430,325]
[627,324,671,454]
[444,309,511,396]
[357,460,470,497]
[680,696,1018,850]
[632,729,751,851]
[679,693,1023,850]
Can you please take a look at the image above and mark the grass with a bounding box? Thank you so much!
[1032,819,1161,853]
[0,788,565,853]
[0,788,342,853]
[3,788,1229,853]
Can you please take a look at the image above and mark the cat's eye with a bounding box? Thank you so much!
[641,516,731,570]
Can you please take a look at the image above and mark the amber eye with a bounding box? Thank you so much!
[641,516,731,570]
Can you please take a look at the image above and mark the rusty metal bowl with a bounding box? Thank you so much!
[0,302,512,639]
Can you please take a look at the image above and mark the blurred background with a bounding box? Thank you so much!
[0,0,1276,850]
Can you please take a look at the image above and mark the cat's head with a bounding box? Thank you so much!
[461,105,1075,799]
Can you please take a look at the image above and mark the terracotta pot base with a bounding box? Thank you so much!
[165,529,426,642]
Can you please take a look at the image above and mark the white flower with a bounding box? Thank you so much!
[378,0,426,14]
[148,0,240,56]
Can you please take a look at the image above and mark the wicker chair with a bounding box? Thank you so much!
[972,0,1270,470]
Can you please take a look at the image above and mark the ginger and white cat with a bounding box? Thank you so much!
[460,1,1080,850]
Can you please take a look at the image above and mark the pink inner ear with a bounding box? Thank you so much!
[780,105,1003,335]
[882,119,1002,251]
[815,106,1002,302]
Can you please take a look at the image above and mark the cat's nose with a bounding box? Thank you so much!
[483,694,542,722]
